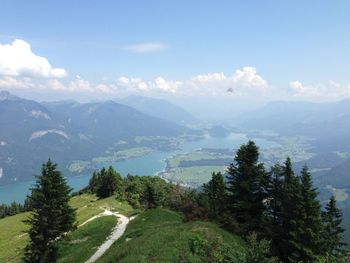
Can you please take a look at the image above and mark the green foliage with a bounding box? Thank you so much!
[226,140,269,235]
[244,232,279,263]
[95,167,124,198]
[321,196,347,257]
[24,159,76,263]
[276,158,304,262]
[202,172,226,219]
[298,165,322,260]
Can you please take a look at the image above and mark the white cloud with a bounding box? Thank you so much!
[124,42,168,53]
[154,77,181,93]
[190,67,268,96]
[48,78,115,94]
[289,80,350,100]
[0,39,67,78]
[0,66,270,98]
[117,77,149,91]
[232,67,268,90]
[0,76,34,89]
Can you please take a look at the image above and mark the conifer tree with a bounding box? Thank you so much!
[278,157,303,262]
[24,160,76,263]
[226,140,268,235]
[321,196,347,257]
[298,165,322,261]
[267,164,284,254]
[203,172,226,219]
[96,166,123,198]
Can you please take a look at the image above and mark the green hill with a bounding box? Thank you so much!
[0,194,244,263]
[96,208,245,263]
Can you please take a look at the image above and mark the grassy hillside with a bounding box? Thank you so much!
[57,216,117,263]
[96,209,245,263]
[0,194,133,263]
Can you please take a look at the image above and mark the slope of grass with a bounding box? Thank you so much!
[96,209,244,263]
[57,215,117,263]
[0,212,30,263]
[0,193,133,262]
[70,193,134,224]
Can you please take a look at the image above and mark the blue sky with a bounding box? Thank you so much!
[0,0,349,103]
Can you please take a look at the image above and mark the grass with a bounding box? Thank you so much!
[57,215,117,263]
[0,193,134,262]
[96,208,244,263]
[0,212,30,263]
[70,193,134,224]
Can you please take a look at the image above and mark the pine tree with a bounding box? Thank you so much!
[226,140,268,235]
[202,172,226,219]
[278,157,303,262]
[321,196,347,257]
[298,165,322,261]
[96,166,123,198]
[266,164,284,255]
[24,160,76,263]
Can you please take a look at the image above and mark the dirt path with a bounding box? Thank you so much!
[84,210,130,263]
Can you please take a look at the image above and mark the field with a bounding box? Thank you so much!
[0,194,133,263]
[96,208,244,263]
[159,149,231,187]
[161,166,226,187]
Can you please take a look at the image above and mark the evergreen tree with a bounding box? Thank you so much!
[96,166,123,198]
[24,160,76,263]
[278,157,303,262]
[202,172,226,219]
[321,196,347,257]
[298,165,322,261]
[226,140,268,235]
[266,164,284,255]
[88,171,100,193]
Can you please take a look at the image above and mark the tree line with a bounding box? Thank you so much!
[14,141,349,262]
[0,199,32,218]
[81,141,348,262]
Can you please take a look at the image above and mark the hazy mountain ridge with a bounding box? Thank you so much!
[116,95,198,125]
[0,91,189,184]
[241,99,350,152]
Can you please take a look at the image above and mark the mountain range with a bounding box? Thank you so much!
[0,91,192,184]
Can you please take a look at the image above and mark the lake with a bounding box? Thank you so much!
[0,133,279,204]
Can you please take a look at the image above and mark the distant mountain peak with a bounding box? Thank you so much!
[0,90,21,101]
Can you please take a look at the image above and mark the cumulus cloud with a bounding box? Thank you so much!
[124,42,168,53]
[0,39,67,78]
[289,80,350,100]
[154,77,181,93]
[0,76,34,89]
[0,64,269,97]
[190,67,268,96]
[48,78,115,94]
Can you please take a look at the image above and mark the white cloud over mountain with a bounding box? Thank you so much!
[289,80,350,100]
[0,39,67,78]
[1,39,349,101]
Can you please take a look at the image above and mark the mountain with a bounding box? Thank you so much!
[116,95,198,125]
[0,91,188,185]
[240,99,350,152]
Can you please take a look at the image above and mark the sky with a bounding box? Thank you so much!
[0,0,349,109]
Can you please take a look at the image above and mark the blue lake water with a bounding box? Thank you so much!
[0,133,279,204]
